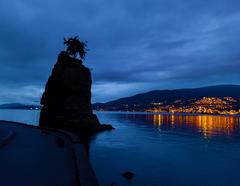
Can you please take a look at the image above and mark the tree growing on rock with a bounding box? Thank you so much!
[64,36,88,60]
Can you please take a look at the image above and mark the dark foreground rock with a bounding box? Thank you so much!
[39,51,113,135]
[122,171,135,180]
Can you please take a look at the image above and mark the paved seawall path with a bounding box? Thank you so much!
[0,120,99,186]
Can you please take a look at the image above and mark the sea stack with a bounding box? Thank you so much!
[39,50,113,134]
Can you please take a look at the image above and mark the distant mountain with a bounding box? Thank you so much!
[0,103,41,110]
[93,85,240,111]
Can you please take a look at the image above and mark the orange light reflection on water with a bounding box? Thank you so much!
[147,114,240,138]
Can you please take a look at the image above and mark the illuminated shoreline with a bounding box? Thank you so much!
[94,97,240,115]
[94,110,240,117]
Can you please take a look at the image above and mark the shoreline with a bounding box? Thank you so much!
[0,108,239,117]
[93,110,240,117]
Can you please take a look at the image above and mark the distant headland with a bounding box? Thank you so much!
[93,85,240,115]
[1,85,240,116]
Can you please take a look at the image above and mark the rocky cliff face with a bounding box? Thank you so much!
[39,51,112,134]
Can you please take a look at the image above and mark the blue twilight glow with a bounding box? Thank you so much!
[0,0,240,103]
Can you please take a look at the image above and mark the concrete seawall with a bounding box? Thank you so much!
[0,120,99,186]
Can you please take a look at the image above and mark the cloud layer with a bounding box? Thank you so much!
[0,0,240,103]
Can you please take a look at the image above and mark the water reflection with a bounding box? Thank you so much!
[92,112,240,186]
[126,113,240,139]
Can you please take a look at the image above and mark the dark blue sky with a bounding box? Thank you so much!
[0,0,240,103]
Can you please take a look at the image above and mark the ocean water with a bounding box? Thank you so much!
[0,110,240,186]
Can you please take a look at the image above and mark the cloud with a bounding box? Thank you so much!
[0,0,240,102]
[0,85,43,104]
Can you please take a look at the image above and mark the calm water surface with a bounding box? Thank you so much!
[0,110,240,186]
[91,112,240,186]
